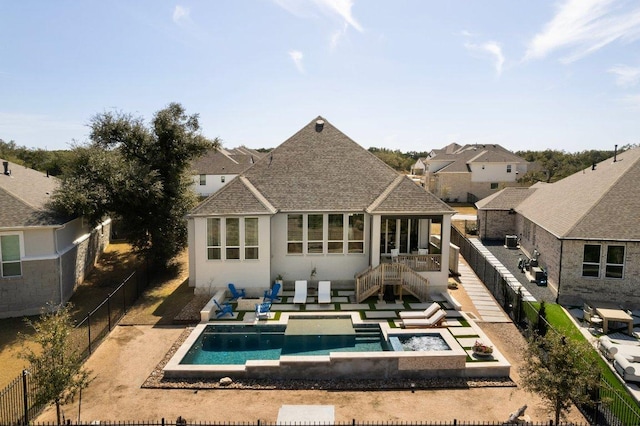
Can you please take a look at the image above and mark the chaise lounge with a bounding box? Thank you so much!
[401,309,446,328]
[293,280,308,304]
[318,280,332,304]
[399,301,440,319]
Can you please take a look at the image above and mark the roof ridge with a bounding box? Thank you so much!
[239,176,277,214]
[219,148,239,165]
[366,174,405,213]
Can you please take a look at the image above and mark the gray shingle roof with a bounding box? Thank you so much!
[0,159,63,227]
[191,147,264,175]
[191,117,453,216]
[190,176,276,216]
[475,187,537,210]
[430,144,526,174]
[514,147,640,239]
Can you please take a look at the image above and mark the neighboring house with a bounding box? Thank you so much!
[191,146,265,197]
[422,143,529,203]
[0,159,110,319]
[187,117,456,300]
[475,147,640,309]
[410,157,427,176]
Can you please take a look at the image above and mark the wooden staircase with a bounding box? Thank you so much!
[355,263,430,303]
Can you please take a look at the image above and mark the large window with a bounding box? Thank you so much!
[287,214,303,254]
[582,244,601,277]
[605,245,625,279]
[206,218,221,260]
[328,214,344,254]
[245,218,259,260]
[307,214,324,254]
[348,214,364,253]
[225,218,240,260]
[0,234,21,277]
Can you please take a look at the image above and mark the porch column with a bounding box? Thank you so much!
[371,215,381,267]
[440,214,452,272]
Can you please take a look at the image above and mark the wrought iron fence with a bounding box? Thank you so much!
[450,226,640,426]
[26,421,590,426]
[0,266,149,425]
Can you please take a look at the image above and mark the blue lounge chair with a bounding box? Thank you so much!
[255,302,272,320]
[263,283,281,302]
[228,283,246,300]
[214,299,233,318]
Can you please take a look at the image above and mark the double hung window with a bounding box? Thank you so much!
[0,234,21,277]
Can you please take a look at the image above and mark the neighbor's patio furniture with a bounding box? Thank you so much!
[614,353,640,383]
[401,309,446,328]
[399,301,440,319]
[228,283,246,300]
[264,283,281,303]
[596,307,634,335]
[318,280,332,304]
[255,302,272,320]
[293,280,308,304]
[214,299,233,318]
[583,304,603,329]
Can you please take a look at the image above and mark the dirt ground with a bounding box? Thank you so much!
[35,260,587,425]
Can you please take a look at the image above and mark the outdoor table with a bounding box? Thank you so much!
[236,297,263,311]
[595,307,634,335]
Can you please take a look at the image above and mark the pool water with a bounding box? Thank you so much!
[399,335,450,351]
[180,322,388,365]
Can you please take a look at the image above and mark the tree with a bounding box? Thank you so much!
[519,331,601,424]
[49,103,218,268]
[19,304,92,425]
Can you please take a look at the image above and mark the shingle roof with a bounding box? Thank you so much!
[190,176,276,216]
[0,159,64,227]
[191,147,264,175]
[430,144,526,174]
[515,147,640,239]
[191,117,453,216]
[475,187,537,210]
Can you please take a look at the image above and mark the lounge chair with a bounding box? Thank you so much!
[399,301,440,319]
[293,280,308,304]
[264,283,281,302]
[214,299,233,318]
[401,309,446,328]
[228,283,246,300]
[318,280,332,304]
[255,302,272,320]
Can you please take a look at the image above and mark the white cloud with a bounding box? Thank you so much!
[525,0,640,63]
[315,0,363,32]
[465,41,505,76]
[172,5,190,24]
[608,64,640,87]
[289,50,305,73]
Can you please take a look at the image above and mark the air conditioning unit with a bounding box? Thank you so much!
[505,235,518,249]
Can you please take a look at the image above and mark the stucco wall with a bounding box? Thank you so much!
[557,240,640,308]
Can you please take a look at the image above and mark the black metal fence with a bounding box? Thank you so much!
[27,421,589,426]
[0,267,149,426]
[450,226,640,426]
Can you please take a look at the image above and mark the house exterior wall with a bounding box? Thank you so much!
[0,258,59,318]
[469,163,521,183]
[22,228,55,257]
[190,215,272,296]
[477,210,516,240]
[557,240,640,308]
[192,173,238,197]
[515,218,561,298]
[269,213,371,288]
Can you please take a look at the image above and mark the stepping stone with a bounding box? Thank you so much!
[365,311,397,319]
[305,304,336,311]
[332,296,349,303]
[375,302,404,310]
[340,303,371,310]
[457,337,481,348]
[448,326,475,337]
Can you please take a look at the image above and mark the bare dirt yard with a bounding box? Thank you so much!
[33,249,587,424]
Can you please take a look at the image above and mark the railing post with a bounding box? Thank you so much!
[22,369,28,425]
[107,292,112,331]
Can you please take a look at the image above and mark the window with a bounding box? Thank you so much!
[582,244,601,277]
[287,214,303,254]
[490,182,499,190]
[0,234,21,277]
[307,214,324,254]
[221,176,225,183]
[226,218,240,259]
[348,213,364,253]
[206,218,221,260]
[506,165,512,173]
[244,218,259,260]
[199,174,206,185]
[605,245,625,278]
[328,214,344,254]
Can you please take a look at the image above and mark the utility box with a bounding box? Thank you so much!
[505,235,518,249]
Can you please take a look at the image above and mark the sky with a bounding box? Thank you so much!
[2,0,640,154]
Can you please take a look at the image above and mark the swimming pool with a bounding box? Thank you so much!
[181,319,388,365]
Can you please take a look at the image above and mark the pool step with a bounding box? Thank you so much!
[354,326,382,344]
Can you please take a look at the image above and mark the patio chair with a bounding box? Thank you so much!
[318,280,332,304]
[228,283,246,301]
[401,309,446,328]
[214,299,234,318]
[399,301,440,319]
[293,280,308,304]
[390,249,399,263]
[583,304,603,328]
[255,302,272,320]
[263,283,281,302]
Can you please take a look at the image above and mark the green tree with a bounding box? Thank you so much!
[49,103,218,268]
[520,331,601,424]
[19,304,91,425]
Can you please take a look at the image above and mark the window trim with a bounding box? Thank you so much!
[206,218,221,260]
[199,174,206,185]
[244,217,259,260]
[506,164,512,173]
[605,245,625,279]
[0,232,24,278]
[582,244,601,278]
[286,213,366,255]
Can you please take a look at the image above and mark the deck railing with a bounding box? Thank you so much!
[355,263,430,303]
[396,254,441,272]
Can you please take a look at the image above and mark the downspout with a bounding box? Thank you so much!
[556,239,563,304]
[54,224,66,308]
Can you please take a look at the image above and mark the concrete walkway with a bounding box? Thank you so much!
[457,258,510,323]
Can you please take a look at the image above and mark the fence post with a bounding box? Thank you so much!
[22,369,28,425]
[107,293,112,331]
[87,314,92,355]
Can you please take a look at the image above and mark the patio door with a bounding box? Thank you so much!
[380,218,420,255]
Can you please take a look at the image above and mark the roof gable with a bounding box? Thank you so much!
[191,176,276,215]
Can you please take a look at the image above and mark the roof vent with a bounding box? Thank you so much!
[315,119,325,132]
[614,144,618,163]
